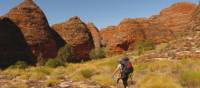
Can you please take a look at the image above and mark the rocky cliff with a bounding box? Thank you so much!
[151,2,197,35]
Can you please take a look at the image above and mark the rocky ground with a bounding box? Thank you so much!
[0,75,101,88]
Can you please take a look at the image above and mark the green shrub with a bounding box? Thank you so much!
[80,68,95,78]
[57,44,73,62]
[134,40,155,55]
[45,59,64,68]
[89,48,106,59]
[180,70,200,87]
[9,61,28,69]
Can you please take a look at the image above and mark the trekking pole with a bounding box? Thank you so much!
[112,76,119,88]
[130,73,134,85]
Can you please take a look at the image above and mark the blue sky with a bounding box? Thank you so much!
[0,0,199,29]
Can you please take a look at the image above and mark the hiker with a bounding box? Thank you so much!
[112,56,133,88]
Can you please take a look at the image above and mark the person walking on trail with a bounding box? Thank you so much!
[112,56,134,88]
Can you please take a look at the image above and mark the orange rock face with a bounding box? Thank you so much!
[86,23,101,48]
[52,16,94,62]
[100,26,116,47]
[107,18,146,55]
[143,22,175,44]
[6,0,58,60]
[105,17,176,55]
[0,17,34,68]
[152,2,197,34]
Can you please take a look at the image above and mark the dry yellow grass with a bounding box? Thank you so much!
[1,54,199,87]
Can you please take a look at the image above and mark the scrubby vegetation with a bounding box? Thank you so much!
[0,53,199,87]
[89,48,106,59]
[56,44,74,62]
[180,70,200,87]
[45,59,65,68]
[134,40,155,55]
[9,61,28,69]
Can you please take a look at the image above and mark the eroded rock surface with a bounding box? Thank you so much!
[6,0,58,60]
[52,16,94,62]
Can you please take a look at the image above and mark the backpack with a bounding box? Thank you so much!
[120,57,134,78]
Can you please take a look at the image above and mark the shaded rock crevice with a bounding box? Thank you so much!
[0,17,34,68]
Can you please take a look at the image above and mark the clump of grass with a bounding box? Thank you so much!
[80,68,95,79]
[32,66,53,75]
[64,64,79,75]
[179,70,200,87]
[137,73,182,88]
[148,60,173,72]
[71,73,85,81]
[91,74,114,86]
[18,72,31,80]
[89,48,106,59]
[3,68,26,78]
[155,43,169,51]
[29,72,47,81]
[50,67,67,79]
[29,66,53,81]
[45,59,65,68]
[45,78,60,87]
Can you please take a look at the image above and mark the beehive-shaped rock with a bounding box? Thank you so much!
[6,0,58,60]
[52,16,94,62]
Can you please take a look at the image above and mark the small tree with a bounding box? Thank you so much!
[57,44,73,62]
[89,48,106,59]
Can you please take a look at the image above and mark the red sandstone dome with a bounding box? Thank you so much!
[6,0,58,60]
[52,16,94,62]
